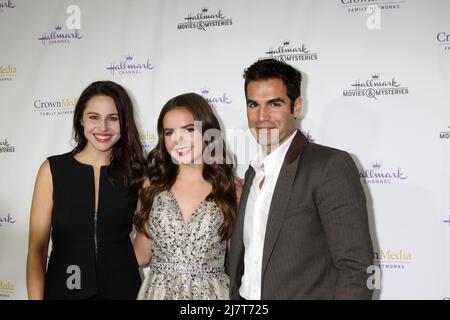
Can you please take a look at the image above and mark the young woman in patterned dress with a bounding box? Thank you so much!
[133,93,242,300]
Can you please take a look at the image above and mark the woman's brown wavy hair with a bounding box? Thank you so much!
[134,93,236,240]
[72,81,147,193]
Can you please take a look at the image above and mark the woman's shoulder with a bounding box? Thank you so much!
[139,179,168,203]
[45,152,77,175]
[47,151,73,163]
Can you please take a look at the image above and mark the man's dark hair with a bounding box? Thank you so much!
[243,58,302,112]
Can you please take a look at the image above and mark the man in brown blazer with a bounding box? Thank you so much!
[229,59,374,300]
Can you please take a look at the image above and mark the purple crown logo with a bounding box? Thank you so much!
[283,40,290,46]
[201,88,210,95]
[372,161,381,169]
[371,73,380,80]
[125,54,133,61]
[55,25,62,31]
[201,7,208,13]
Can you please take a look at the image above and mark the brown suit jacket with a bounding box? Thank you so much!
[229,130,374,299]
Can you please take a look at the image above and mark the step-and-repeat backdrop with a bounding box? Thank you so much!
[1,0,449,299]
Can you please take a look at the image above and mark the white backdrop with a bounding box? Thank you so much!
[1,0,449,300]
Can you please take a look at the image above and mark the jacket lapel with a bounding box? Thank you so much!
[232,166,255,278]
[236,167,255,242]
[261,130,309,283]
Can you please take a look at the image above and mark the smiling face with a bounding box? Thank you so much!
[162,107,204,165]
[80,95,121,154]
[246,78,301,154]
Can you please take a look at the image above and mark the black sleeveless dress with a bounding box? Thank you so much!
[44,152,141,299]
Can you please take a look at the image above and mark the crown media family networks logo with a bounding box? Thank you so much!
[0,65,16,82]
[33,97,77,116]
[436,31,450,52]
[261,40,318,63]
[360,161,408,184]
[0,138,15,153]
[177,7,232,31]
[0,280,14,299]
[374,249,412,270]
[106,54,154,76]
[340,0,405,13]
[343,73,409,99]
[140,131,157,151]
[38,24,82,45]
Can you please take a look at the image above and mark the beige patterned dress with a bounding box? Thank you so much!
[137,190,230,300]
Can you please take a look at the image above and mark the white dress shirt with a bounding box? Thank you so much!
[239,130,297,300]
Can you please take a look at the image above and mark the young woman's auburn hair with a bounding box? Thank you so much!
[72,80,147,192]
[134,92,236,240]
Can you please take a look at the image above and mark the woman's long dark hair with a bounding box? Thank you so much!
[72,80,147,192]
[134,93,236,240]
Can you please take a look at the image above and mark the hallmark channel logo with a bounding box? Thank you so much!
[33,97,77,116]
[199,88,232,108]
[0,0,15,13]
[436,32,450,52]
[0,281,14,299]
[140,131,157,152]
[340,0,404,13]
[360,161,408,184]
[177,7,233,31]
[38,24,82,45]
[0,65,16,82]
[0,213,16,227]
[343,73,409,99]
[261,40,318,63]
[439,126,450,140]
[0,138,15,153]
[106,54,154,76]
[374,249,412,270]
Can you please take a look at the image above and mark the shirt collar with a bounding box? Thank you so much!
[251,130,297,175]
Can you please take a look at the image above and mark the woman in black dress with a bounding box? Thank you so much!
[26,81,146,299]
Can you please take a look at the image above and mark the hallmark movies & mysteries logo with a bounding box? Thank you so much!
[343,73,408,99]
[0,138,15,153]
[439,126,450,140]
[261,40,318,62]
[177,7,232,31]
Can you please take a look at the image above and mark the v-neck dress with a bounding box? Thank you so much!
[137,190,229,300]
